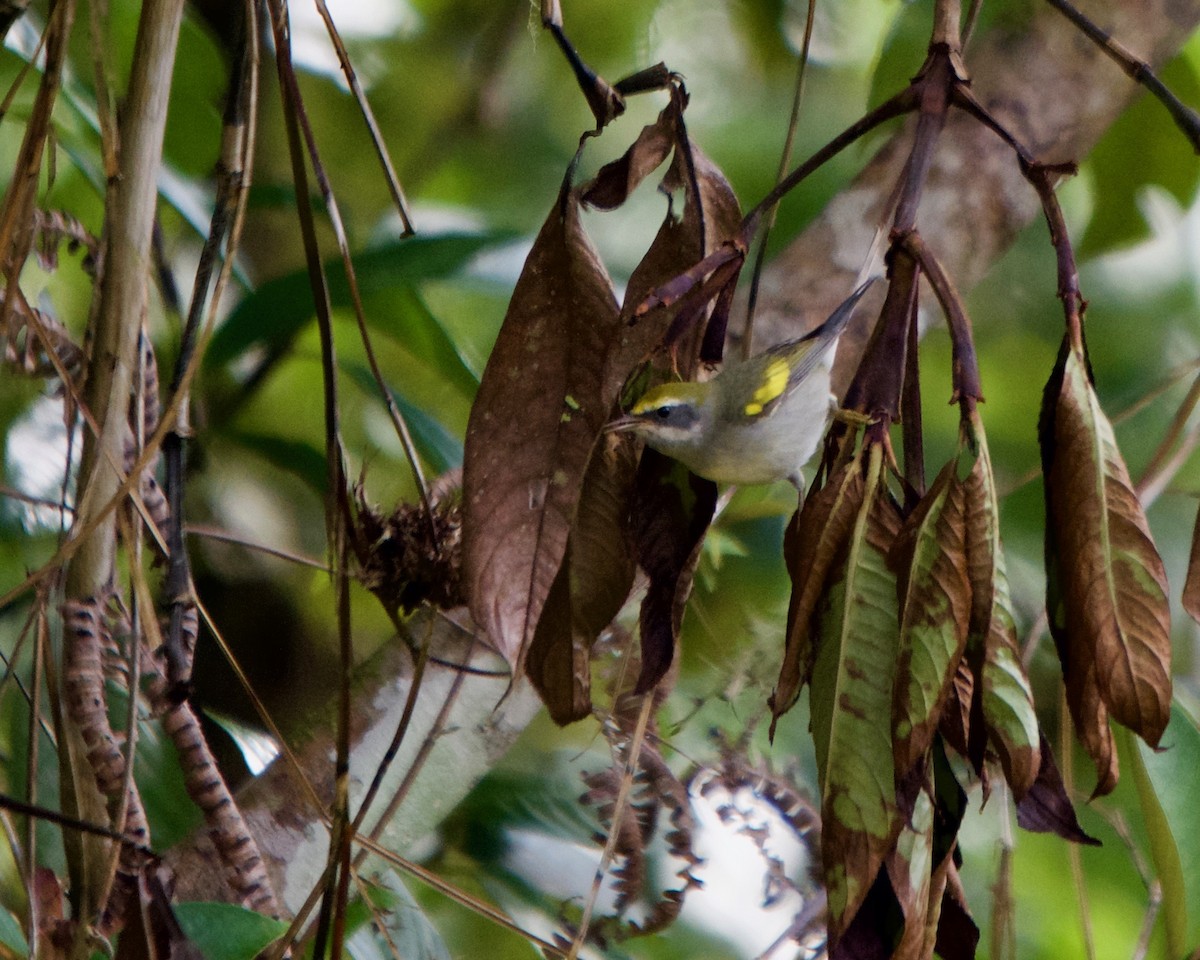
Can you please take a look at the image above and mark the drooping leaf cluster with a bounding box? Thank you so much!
[462,79,740,723]
[456,6,1184,959]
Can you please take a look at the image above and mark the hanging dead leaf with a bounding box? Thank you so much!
[931,864,979,960]
[630,452,716,693]
[1014,733,1100,845]
[525,545,588,724]
[462,178,619,670]
[581,108,675,211]
[809,443,903,947]
[890,460,971,778]
[961,414,1040,798]
[939,659,974,761]
[1040,338,1170,791]
[526,432,640,724]
[603,117,743,398]
[770,458,866,734]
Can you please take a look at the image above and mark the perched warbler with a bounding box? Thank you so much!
[610,279,875,487]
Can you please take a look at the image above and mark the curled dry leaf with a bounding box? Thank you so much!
[1040,338,1171,793]
[961,414,1040,799]
[630,452,717,693]
[1014,732,1100,845]
[581,109,675,211]
[890,460,971,778]
[808,444,903,947]
[770,459,866,736]
[462,180,619,671]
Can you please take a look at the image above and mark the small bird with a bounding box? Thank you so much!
[609,280,875,487]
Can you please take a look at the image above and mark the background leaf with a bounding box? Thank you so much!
[205,232,505,379]
[173,902,287,960]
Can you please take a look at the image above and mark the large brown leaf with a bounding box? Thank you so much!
[462,181,619,669]
[770,459,866,733]
[1041,339,1171,789]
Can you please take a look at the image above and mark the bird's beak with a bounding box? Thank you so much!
[604,414,640,435]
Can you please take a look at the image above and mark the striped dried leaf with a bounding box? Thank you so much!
[962,415,1040,798]
[979,560,1040,799]
[890,460,971,777]
[1041,339,1170,793]
[809,444,902,947]
[770,459,866,732]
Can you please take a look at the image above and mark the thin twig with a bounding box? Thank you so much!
[743,1,814,359]
[312,0,414,235]
[1043,0,1200,152]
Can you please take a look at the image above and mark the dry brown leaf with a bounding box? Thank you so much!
[630,452,716,693]
[463,182,619,670]
[1041,340,1170,793]
[770,459,866,733]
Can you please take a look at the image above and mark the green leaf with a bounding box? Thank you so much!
[225,430,329,494]
[979,561,1040,798]
[1079,54,1200,257]
[205,232,506,372]
[809,444,901,945]
[343,361,464,474]
[173,902,288,960]
[348,870,451,960]
[0,906,27,955]
[963,415,1041,798]
[1127,700,1200,954]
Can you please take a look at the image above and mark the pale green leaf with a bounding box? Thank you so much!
[809,445,901,941]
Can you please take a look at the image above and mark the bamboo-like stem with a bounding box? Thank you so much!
[66,0,187,599]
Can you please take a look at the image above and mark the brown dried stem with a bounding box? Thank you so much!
[898,230,983,406]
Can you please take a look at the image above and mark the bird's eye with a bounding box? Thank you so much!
[655,406,672,420]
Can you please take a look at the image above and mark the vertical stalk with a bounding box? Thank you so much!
[67,0,187,599]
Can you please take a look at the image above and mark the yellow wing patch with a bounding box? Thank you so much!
[744,357,789,416]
